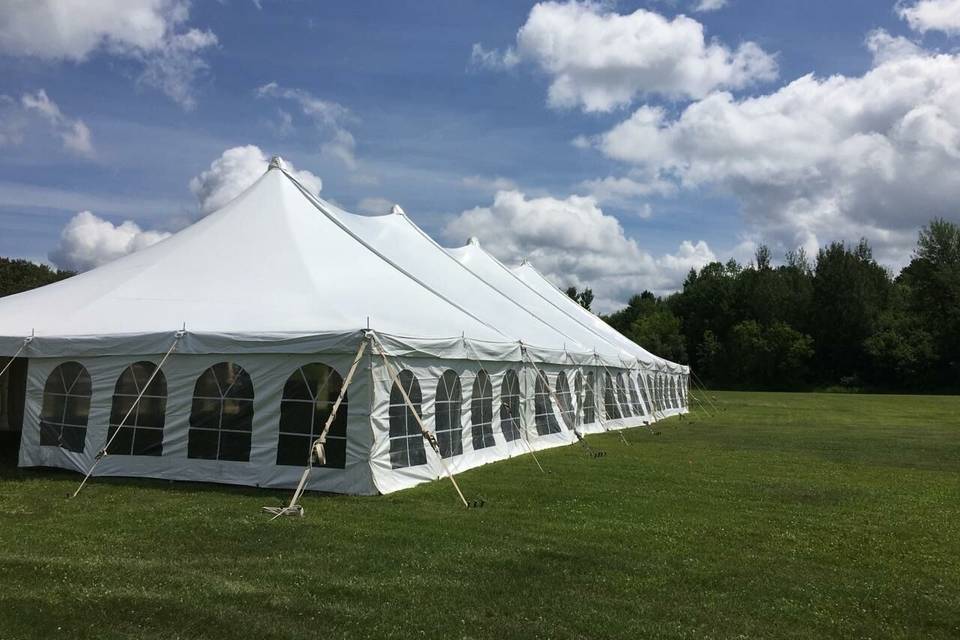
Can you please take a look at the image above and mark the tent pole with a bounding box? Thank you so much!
[371,334,470,508]
[265,335,369,519]
[72,329,185,499]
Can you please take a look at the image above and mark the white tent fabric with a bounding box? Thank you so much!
[0,160,689,495]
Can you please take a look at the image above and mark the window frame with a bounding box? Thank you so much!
[533,369,561,436]
[39,361,91,453]
[471,369,495,450]
[499,369,522,442]
[107,361,167,457]
[276,362,348,468]
[389,370,426,469]
[187,362,255,463]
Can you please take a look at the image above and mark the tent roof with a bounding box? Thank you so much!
[512,261,685,373]
[0,162,685,371]
[0,166,508,355]
[445,239,650,365]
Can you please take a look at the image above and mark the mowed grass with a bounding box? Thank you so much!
[1,392,959,640]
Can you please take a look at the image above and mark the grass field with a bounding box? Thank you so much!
[1,391,958,639]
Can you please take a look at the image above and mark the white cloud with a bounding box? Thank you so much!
[444,190,714,311]
[20,90,94,156]
[898,0,960,34]
[472,1,777,112]
[137,27,218,110]
[49,211,171,272]
[256,82,357,169]
[0,0,216,109]
[355,196,394,215]
[579,171,676,207]
[461,174,519,192]
[586,33,960,267]
[189,145,323,216]
[469,43,520,71]
[694,0,728,12]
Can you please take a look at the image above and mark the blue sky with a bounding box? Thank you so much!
[1,0,959,310]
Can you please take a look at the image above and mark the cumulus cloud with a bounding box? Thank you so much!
[582,33,960,267]
[471,1,777,112]
[20,90,94,156]
[898,0,960,34]
[49,211,171,272]
[189,145,323,216]
[256,82,357,169]
[0,0,217,109]
[694,0,728,11]
[444,190,714,311]
[579,171,676,207]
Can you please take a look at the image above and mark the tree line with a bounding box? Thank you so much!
[578,219,959,392]
[0,257,73,298]
[2,220,958,393]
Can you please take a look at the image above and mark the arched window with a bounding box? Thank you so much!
[647,374,657,412]
[638,373,651,415]
[499,369,521,442]
[603,372,621,420]
[628,374,643,417]
[574,371,583,425]
[107,361,167,457]
[616,372,632,417]
[671,377,679,408]
[277,363,348,468]
[39,361,91,453]
[435,370,462,458]
[583,371,596,424]
[556,371,575,429]
[534,369,561,435]
[188,362,254,462]
[471,370,495,450]
[389,370,426,468]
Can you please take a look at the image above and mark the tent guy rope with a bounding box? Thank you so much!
[0,334,32,381]
[71,329,185,499]
[371,333,471,508]
[264,336,369,519]
[462,339,546,474]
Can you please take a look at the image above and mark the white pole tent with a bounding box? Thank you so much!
[0,158,689,496]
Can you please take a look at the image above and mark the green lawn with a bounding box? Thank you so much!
[1,392,958,639]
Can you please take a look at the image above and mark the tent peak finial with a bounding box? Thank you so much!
[467,236,480,247]
[390,204,405,216]
[268,155,284,171]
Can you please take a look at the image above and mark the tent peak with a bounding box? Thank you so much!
[390,204,405,216]
[268,155,284,171]
[467,236,480,247]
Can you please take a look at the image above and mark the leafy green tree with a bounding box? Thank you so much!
[899,218,960,385]
[628,307,687,364]
[863,290,937,389]
[810,239,891,383]
[728,320,814,388]
[565,286,594,311]
[0,257,73,298]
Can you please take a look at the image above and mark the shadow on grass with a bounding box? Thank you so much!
[0,430,349,502]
